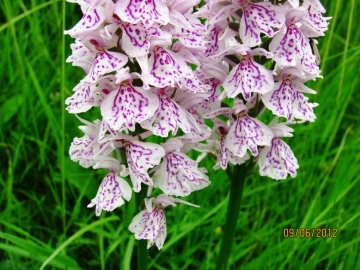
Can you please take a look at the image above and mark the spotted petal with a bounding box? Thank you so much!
[141,93,198,137]
[269,24,318,74]
[176,113,211,143]
[258,138,299,180]
[128,205,166,249]
[165,19,206,49]
[120,22,150,58]
[100,83,159,131]
[300,1,329,37]
[225,114,273,158]
[190,79,222,115]
[65,84,103,113]
[87,50,128,83]
[126,141,165,192]
[88,172,132,216]
[262,80,294,120]
[69,135,114,168]
[114,0,169,28]
[153,151,210,197]
[238,1,285,47]
[204,26,226,58]
[292,91,317,122]
[121,22,172,58]
[216,136,249,170]
[221,57,274,100]
[142,47,209,93]
[66,40,95,73]
[64,6,106,38]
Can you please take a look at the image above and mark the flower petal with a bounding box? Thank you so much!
[176,113,211,143]
[225,114,273,157]
[69,135,114,168]
[142,47,209,93]
[126,141,165,192]
[88,171,132,216]
[300,1,329,37]
[114,0,169,28]
[291,91,317,122]
[262,80,295,120]
[238,1,285,47]
[154,151,210,196]
[66,40,95,73]
[120,22,150,58]
[269,23,318,74]
[190,79,222,115]
[221,57,274,100]
[128,206,167,249]
[141,93,199,137]
[87,50,128,83]
[216,136,249,170]
[100,83,159,131]
[258,138,299,180]
[65,83,104,113]
[64,6,106,38]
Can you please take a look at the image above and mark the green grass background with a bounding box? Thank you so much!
[1,0,359,269]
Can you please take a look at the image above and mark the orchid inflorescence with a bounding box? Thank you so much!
[65,0,329,249]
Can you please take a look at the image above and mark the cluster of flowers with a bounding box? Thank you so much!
[65,0,329,249]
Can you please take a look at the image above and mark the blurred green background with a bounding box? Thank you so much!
[1,0,359,269]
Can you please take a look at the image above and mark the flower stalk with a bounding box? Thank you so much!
[135,185,148,270]
[216,164,246,270]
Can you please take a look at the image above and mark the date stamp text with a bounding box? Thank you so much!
[283,228,338,238]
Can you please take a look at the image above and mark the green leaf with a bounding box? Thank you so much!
[0,95,23,127]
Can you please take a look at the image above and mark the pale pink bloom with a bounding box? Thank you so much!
[64,0,112,38]
[262,67,318,121]
[86,49,128,83]
[88,171,132,216]
[66,40,95,73]
[140,46,210,93]
[125,140,165,192]
[69,118,116,168]
[269,9,320,75]
[100,80,159,131]
[234,0,286,47]
[140,88,201,137]
[205,101,274,158]
[163,14,207,49]
[174,114,211,143]
[209,118,250,170]
[172,80,220,142]
[220,45,274,101]
[129,198,167,249]
[113,16,172,58]
[65,75,116,113]
[197,0,285,47]
[202,21,235,60]
[114,0,169,28]
[300,0,330,37]
[129,195,199,249]
[64,0,329,248]
[153,139,210,196]
[258,119,299,179]
[225,113,273,158]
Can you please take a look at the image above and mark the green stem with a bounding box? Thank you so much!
[135,185,148,270]
[216,164,246,270]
